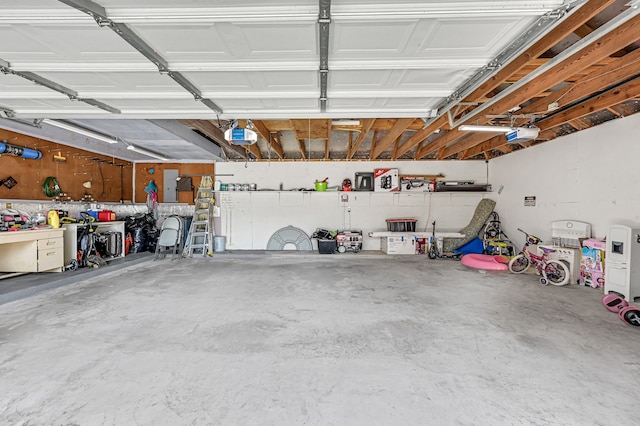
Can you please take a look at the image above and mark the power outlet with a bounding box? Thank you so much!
[341,194,349,202]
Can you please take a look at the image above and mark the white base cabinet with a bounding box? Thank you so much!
[0,228,65,274]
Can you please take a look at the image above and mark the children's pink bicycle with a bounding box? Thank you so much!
[508,228,570,286]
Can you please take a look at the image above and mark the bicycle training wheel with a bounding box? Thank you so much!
[508,254,530,273]
[544,260,570,286]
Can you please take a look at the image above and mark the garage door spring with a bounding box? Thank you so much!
[42,176,61,197]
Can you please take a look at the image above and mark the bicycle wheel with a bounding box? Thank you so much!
[508,254,530,273]
[544,260,570,286]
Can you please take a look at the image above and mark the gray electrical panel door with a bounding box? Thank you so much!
[163,169,178,203]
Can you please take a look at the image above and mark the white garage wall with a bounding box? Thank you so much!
[488,113,640,248]
[215,161,490,250]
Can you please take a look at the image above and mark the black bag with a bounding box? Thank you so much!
[95,231,123,258]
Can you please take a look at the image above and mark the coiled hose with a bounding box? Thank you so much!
[42,176,61,197]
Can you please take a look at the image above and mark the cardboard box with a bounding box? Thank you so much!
[400,176,430,192]
[374,168,399,192]
[583,238,606,250]
[580,269,605,288]
[381,235,415,254]
[581,246,605,271]
[580,244,605,287]
[415,237,428,255]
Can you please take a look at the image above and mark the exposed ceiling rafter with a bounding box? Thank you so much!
[347,118,375,159]
[536,76,640,129]
[371,118,414,159]
[454,9,640,128]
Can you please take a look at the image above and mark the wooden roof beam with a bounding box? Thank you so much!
[462,134,522,159]
[290,119,330,140]
[371,118,414,159]
[463,0,617,103]
[439,131,499,159]
[391,134,403,160]
[347,118,375,159]
[179,119,247,159]
[520,48,640,115]
[245,143,262,160]
[369,130,379,159]
[252,120,284,159]
[468,14,640,122]
[537,76,640,129]
[416,128,466,159]
[296,138,307,159]
[395,115,448,158]
[457,76,639,158]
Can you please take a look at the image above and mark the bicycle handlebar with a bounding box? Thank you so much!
[516,228,543,244]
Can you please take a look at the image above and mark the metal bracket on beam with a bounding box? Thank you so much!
[446,102,478,127]
[0,107,16,119]
[318,0,331,112]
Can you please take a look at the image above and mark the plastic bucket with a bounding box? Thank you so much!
[214,236,226,252]
[315,181,328,192]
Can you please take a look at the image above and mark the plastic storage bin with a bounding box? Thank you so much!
[386,219,417,232]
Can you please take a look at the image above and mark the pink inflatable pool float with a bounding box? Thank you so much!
[461,253,510,271]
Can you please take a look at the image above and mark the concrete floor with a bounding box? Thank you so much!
[0,253,639,425]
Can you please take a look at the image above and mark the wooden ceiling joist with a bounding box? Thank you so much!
[537,77,640,130]
[470,14,640,122]
[296,138,307,159]
[245,143,262,160]
[179,119,248,160]
[416,128,465,159]
[459,78,639,157]
[252,120,284,159]
[289,119,331,140]
[520,49,640,115]
[463,0,617,103]
[369,130,379,159]
[371,118,414,159]
[391,134,403,160]
[347,118,375,159]
[395,115,448,159]
[439,131,501,160]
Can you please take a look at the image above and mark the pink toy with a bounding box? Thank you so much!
[461,253,510,271]
[602,293,629,313]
